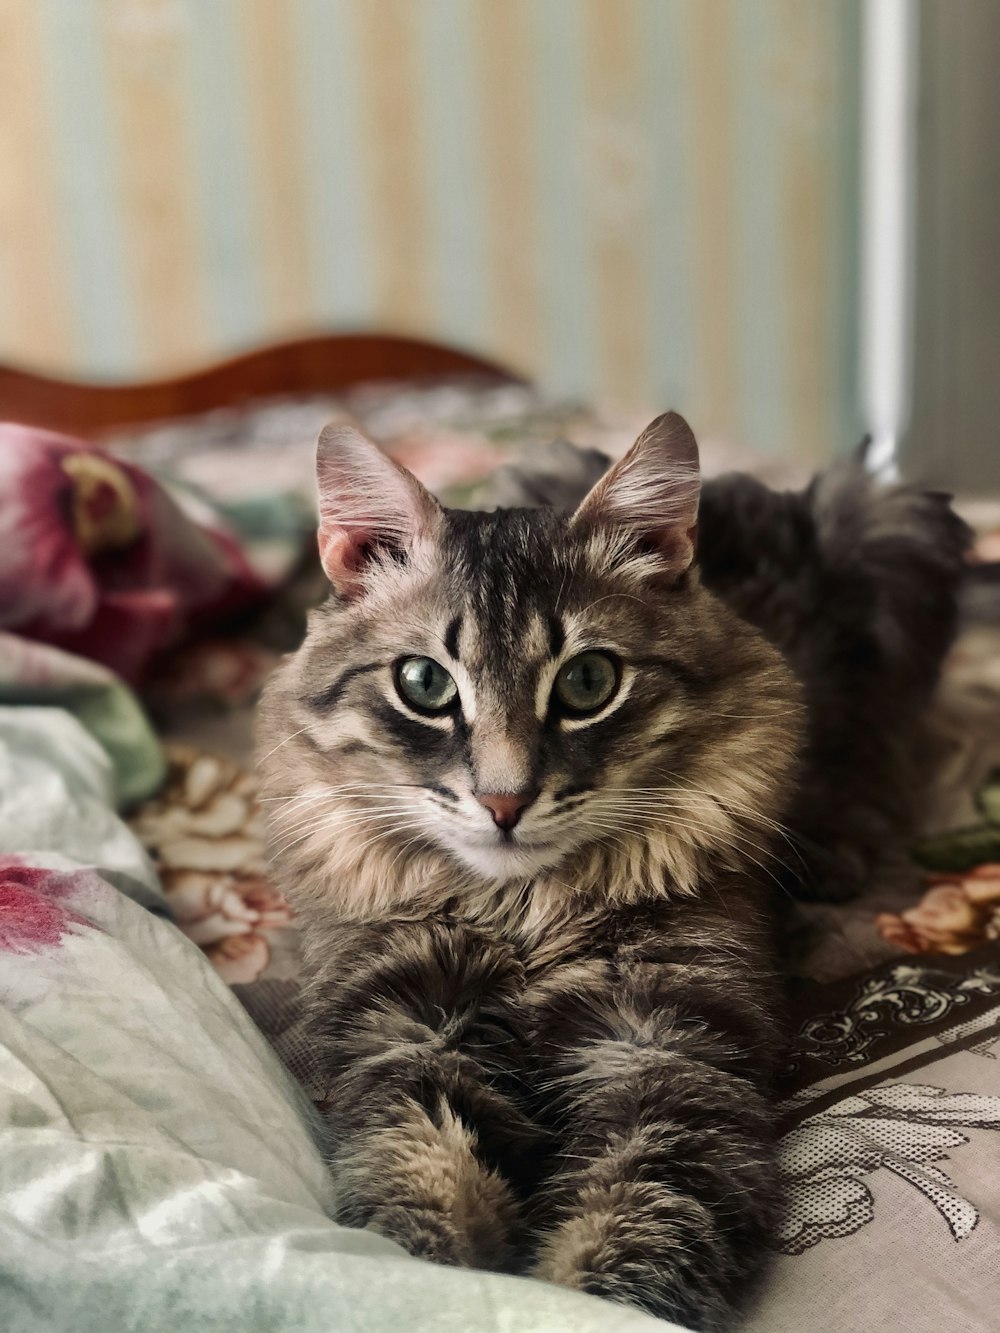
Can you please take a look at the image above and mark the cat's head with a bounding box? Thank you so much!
[258,414,802,916]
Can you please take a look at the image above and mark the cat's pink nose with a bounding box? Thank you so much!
[476,791,536,831]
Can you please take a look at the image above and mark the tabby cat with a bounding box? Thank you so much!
[258,413,967,1330]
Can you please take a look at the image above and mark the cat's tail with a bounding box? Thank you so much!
[782,446,972,901]
[699,443,973,703]
[699,446,972,903]
[805,441,973,704]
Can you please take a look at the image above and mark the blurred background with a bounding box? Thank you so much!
[0,0,995,482]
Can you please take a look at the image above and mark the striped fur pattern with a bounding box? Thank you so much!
[257,414,964,1329]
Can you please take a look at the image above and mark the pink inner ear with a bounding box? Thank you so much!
[658,520,698,563]
[318,525,371,591]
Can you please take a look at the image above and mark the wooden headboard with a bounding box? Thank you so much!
[0,334,523,437]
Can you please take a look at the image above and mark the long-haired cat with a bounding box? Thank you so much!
[258,413,968,1330]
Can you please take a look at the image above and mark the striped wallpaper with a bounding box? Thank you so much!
[0,0,863,461]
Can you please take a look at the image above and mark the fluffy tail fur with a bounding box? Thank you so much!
[698,446,972,901]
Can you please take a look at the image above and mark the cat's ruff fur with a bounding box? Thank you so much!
[258,414,967,1331]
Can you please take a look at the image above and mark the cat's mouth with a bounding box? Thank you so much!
[443,827,567,882]
[495,831,553,851]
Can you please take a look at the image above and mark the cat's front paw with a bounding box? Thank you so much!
[333,1107,521,1271]
[339,1185,513,1270]
[533,1201,734,1333]
[358,1202,469,1267]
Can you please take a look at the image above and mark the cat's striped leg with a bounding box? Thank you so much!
[309,919,539,1271]
[333,1093,519,1268]
[528,951,781,1331]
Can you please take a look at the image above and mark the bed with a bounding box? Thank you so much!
[2,335,999,1332]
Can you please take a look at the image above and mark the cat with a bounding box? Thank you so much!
[257,413,968,1330]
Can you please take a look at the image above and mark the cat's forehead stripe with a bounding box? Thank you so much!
[443,615,462,660]
[547,616,565,658]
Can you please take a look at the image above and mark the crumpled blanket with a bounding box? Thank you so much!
[0,630,165,807]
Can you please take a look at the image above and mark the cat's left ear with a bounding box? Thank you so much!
[315,423,442,596]
[571,411,700,577]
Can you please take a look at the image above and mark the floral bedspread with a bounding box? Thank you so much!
[5,376,1000,1332]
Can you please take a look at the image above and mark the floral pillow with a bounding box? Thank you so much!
[0,422,267,685]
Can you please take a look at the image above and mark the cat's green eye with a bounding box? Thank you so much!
[395,657,458,713]
[553,652,619,716]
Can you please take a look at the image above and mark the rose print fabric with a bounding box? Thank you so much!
[0,422,267,685]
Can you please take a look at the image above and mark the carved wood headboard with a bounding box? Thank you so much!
[0,334,523,437]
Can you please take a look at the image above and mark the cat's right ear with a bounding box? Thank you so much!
[570,411,701,579]
[315,423,442,597]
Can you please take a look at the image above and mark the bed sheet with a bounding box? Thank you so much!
[6,377,1000,1330]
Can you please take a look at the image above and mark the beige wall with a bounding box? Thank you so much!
[0,0,863,460]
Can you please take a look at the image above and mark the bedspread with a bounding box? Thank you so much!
[5,377,1000,1330]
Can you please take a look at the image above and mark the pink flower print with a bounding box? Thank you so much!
[877,865,1000,955]
[205,933,272,985]
[0,863,90,954]
[0,422,266,684]
[163,870,293,984]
